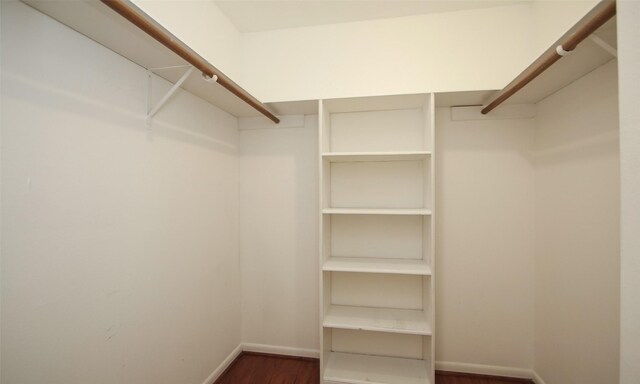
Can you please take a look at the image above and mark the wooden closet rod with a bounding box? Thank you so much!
[101,0,280,123]
[481,0,616,115]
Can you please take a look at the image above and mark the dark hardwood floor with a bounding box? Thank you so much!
[215,352,319,384]
[214,352,534,384]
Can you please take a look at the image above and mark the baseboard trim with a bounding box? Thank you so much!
[201,344,243,384]
[435,361,533,380]
[207,346,537,383]
[241,343,320,358]
[532,371,548,384]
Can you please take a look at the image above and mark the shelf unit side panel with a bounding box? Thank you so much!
[427,94,436,384]
[422,217,433,269]
[422,337,433,383]
[319,100,329,376]
[321,100,332,153]
[323,328,333,378]
[323,216,332,263]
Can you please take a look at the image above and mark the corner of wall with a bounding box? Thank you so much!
[200,344,243,384]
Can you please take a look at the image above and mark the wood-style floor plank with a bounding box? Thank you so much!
[214,352,534,384]
[215,352,320,384]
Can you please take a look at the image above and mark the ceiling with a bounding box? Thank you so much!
[214,0,531,33]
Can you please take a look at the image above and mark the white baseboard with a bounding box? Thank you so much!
[435,361,533,379]
[201,344,243,384]
[242,343,320,358]
[208,347,539,383]
[532,371,548,384]
[202,342,320,384]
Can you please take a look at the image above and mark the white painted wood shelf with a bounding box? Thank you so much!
[322,151,431,163]
[323,257,431,276]
[322,208,431,216]
[324,352,431,384]
[324,305,431,335]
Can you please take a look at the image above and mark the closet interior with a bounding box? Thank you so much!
[0,1,628,384]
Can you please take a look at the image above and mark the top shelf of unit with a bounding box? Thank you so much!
[322,151,431,162]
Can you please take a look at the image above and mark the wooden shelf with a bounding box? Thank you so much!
[324,305,431,335]
[323,152,431,163]
[323,208,431,216]
[324,352,431,384]
[323,257,431,275]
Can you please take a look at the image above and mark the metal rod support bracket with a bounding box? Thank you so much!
[590,35,617,57]
[146,66,195,122]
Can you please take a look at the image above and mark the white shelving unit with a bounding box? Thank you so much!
[319,94,435,384]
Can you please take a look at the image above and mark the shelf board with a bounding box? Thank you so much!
[22,0,310,118]
[324,352,431,384]
[323,208,431,216]
[323,257,431,276]
[324,305,431,335]
[502,19,617,105]
[322,152,431,163]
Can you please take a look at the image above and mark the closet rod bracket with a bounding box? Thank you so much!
[146,65,195,123]
[590,35,617,57]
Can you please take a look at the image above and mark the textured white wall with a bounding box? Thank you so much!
[434,109,536,375]
[1,2,240,383]
[618,1,640,383]
[534,61,620,384]
[239,116,319,354]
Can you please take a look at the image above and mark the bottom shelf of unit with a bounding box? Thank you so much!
[324,352,431,384]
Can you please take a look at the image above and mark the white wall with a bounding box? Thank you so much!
[618,1,640,383]
[434,109,536,375]
[239,116,319,355]
[241,5,535,102]
[128,1,601,104]
[132,0,243,81]
[534,61,619,384]
[1,2,240,383]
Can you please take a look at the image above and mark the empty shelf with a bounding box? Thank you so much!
[323,257,431,275]
[323,208,431,215]
[322,151,431,162]
[324,305,431,335]
[324,352,431,384]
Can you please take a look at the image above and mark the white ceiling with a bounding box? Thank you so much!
[214,0,531,33]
